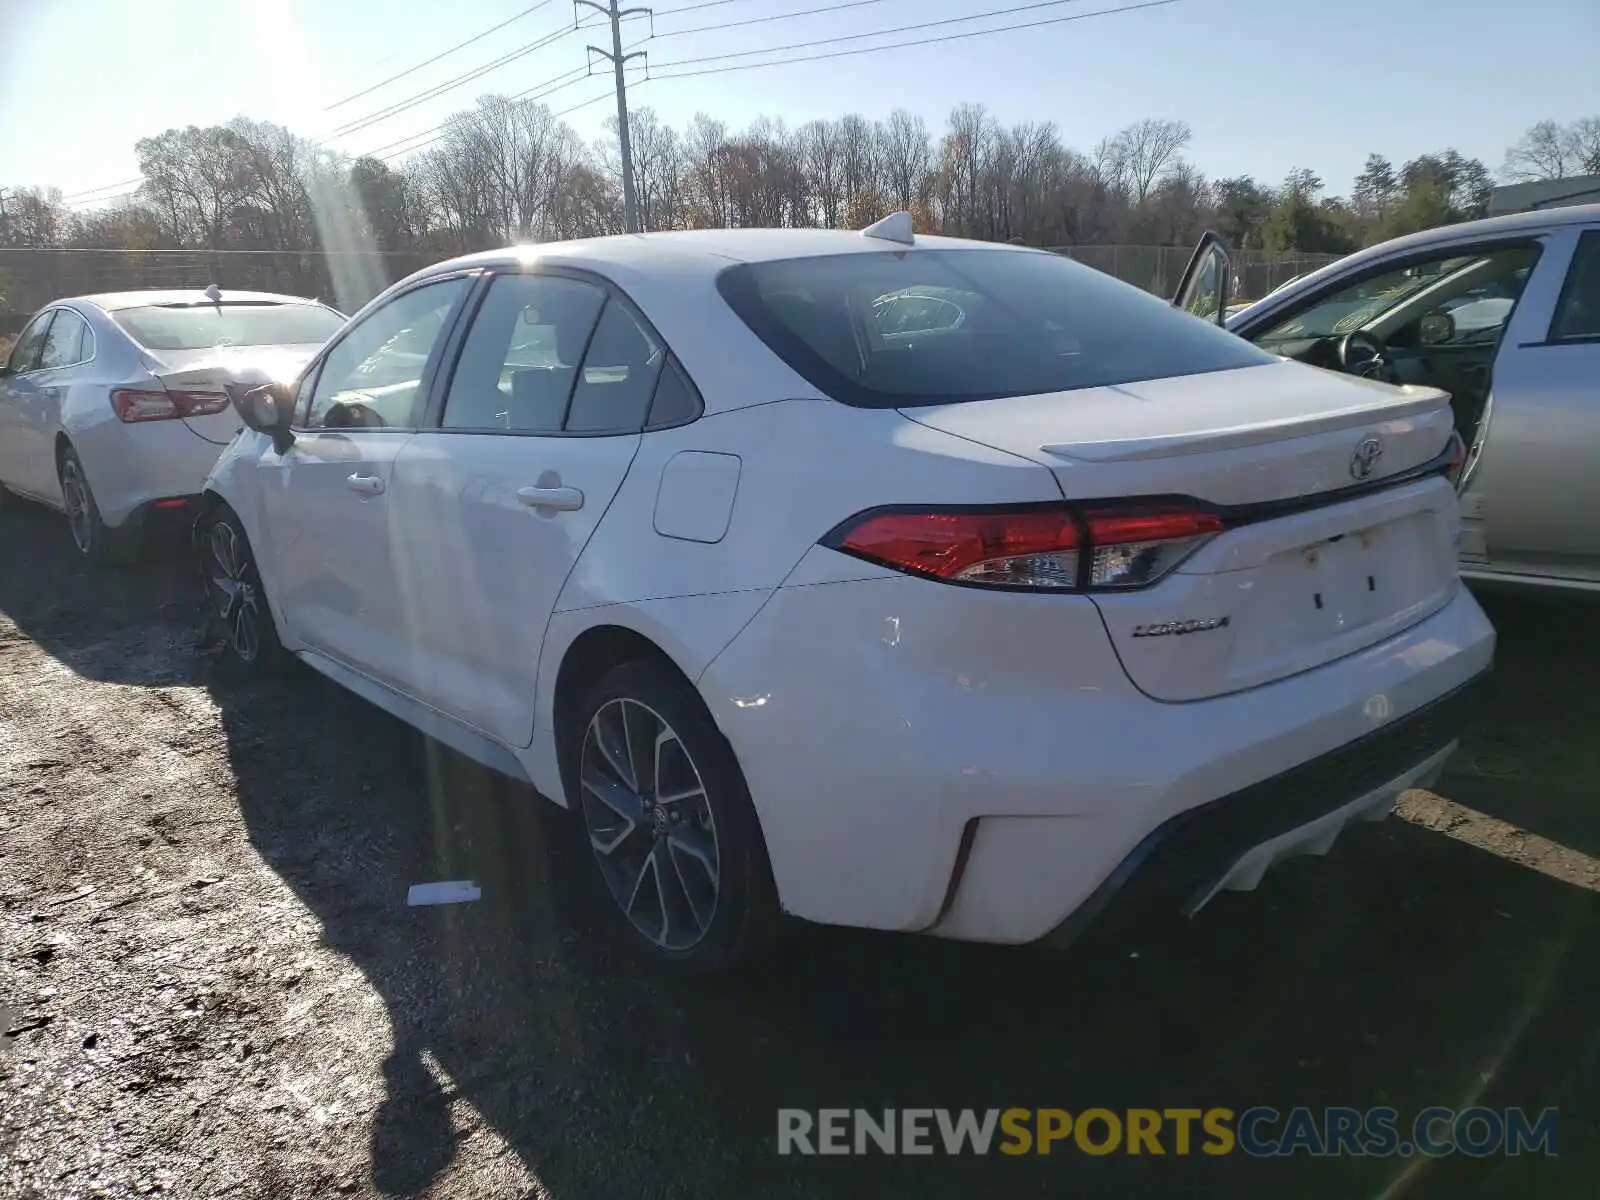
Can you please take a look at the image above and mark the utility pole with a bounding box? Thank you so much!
[577,0,649,233]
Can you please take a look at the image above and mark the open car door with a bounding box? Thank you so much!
[1174,231,1230,325]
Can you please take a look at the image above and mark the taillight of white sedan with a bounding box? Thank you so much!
[196,219,1495,973]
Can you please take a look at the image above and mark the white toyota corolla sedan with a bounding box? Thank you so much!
[198,217,1495,973]
[0,287,344,562]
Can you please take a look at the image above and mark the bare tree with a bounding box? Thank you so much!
[798,120,844,228]
[1501,118,1589,181]
[134,125,259,249]
[878,110,932,213]
[1106,118,1192,203]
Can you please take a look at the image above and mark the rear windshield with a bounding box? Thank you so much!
[717,248,1274,407]
[112,303,345,352]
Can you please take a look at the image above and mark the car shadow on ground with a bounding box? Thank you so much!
[2,496,1595,1198]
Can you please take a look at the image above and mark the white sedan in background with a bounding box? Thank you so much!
[199,217,1493,974]
[0,287,344,562]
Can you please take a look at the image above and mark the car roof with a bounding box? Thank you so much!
[67,289,326,313]
[405,227,1021,284]
[1228,203,1600,330]
[1341,203,1600,259]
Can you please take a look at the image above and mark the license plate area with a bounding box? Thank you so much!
[1299,526,1387,630]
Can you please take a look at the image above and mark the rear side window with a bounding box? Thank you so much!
[442,274,607,433]
[37,309,91,370]
[717,248,1273,408]
[1550,231,1600,342]
[113,303,344,351]
[564,301,665,433]
[442,272,690,435]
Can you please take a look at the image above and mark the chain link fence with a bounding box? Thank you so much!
[0,243,1344,333]
[1049,244,1342,306]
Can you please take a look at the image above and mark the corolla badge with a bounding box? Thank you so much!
[1350,435,1384,480]
[1131,616,1230,638]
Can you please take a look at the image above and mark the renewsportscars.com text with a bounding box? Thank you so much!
[776,1106,1558,1158]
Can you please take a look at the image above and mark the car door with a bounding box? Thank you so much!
[18,308,95,502]
[1173,231,1230,324]
[255,273,473,688]
[0,310,59,498]
[1466,224,1600,582]
[385,269,682,748]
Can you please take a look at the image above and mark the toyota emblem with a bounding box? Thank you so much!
[1350,436,1384,480]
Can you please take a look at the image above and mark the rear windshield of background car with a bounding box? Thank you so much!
[112,303,345,352]
[715,248,1274,408]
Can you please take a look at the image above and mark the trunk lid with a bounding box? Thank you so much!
[901,361,1462,701]
[143,343,320,444]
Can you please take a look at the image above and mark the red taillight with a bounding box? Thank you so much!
[111,387,229,423]
[1444,430,1467,486]
[826,502,1223,591]
[832,508,1082,588]
[1081,506,1224,590]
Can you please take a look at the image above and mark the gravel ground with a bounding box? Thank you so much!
[1,499,1595,1199]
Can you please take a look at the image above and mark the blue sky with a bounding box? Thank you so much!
[1,0,1595,207]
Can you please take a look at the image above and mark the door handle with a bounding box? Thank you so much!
[346,473,386,495]
[517,485,584,512]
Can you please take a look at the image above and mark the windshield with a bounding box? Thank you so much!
[112,302,345,352]
[1257,257,1476,344]
[718,248,1273,408]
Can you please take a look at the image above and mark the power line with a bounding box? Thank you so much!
[658,0,1103,67]
[553,85,636,118]
[365,66,598,160]
[324,0,558,111]
[652,0,1177,77]
[330,19,591,139]
[651,0,762,13]
[67,190,138,209]
[62,177,143,202]
[654,0,894,38]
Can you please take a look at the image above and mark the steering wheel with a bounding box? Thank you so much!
[323,400,386,429]
[1336,330,1397,383]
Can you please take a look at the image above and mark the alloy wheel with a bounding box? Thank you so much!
[579,698,721,951]
[207,520,261,664]
[60,457,93,554]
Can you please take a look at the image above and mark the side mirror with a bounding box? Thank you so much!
[1418,309,1456,347]
[230,382,296,454]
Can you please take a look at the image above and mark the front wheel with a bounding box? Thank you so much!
[564,660,778,975]
[199,506,282,676]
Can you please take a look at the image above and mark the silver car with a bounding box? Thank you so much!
[1177,205,1600,595]
[0,288,344,563]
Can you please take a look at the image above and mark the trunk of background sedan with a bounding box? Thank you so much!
[902,361,1463,702]
[141,344,320,445]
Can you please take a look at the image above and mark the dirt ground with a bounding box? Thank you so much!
[1,498,1595,1199]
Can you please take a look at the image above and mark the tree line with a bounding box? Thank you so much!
[1,105,1595,260]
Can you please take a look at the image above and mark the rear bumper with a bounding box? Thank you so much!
[1038,674,1484,948]
[700,551,1495,941]
[67,416,229,528]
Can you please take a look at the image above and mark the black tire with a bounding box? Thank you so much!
[58,444,138,566]
[560,659,779,976]
[198,505,283,677]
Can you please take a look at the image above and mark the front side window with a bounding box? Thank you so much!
[37,309,90,370]
[1257,248,1539,347]
[717,248,1273,409]
[304,277,469,430]
[113,302,344,352]
[8,312,54,374]
[1550,231,1600,342]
